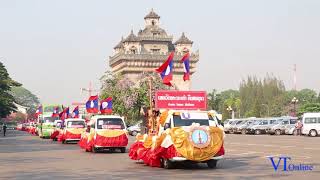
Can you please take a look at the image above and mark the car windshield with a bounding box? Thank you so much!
[97,118,125,129]
[173,115,210,127]
[230,121,237,125]
[272,119,283,125]
[67,121,85,128]
[246,121,254,125]
[42,117,58,123]
[252,120,261,125]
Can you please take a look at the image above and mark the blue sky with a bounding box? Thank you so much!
[1,0,320,105]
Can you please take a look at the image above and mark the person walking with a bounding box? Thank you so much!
[295,120,303,136]
[2,124,7,136]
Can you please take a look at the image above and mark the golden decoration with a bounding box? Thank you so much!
[169,127,223,162]
[96,130,126,138]
[67,128,85,135]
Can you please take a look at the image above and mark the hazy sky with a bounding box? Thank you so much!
[1,0,320,105]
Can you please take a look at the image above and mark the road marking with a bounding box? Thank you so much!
[227,151,260,156]
[303,147,320,150]
[279,146,294,148]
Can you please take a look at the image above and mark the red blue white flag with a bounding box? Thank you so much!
[86,95,99,113]
[51,106,59,117]
[35,105,43,117]
[181,52,190,81]
[155,52,174,86]
[72,106,79,118]
[100,97,112,114]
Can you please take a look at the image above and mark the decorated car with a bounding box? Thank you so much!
[37,113,59,138]
[78,115,128,153]
[58,118,86,144]
[129,110,225,169]
[50,120,63,141]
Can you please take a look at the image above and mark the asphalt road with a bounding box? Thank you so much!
[0,130,319,180]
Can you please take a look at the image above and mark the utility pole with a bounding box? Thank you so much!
[293,64,297,91]
[80,81,99,97]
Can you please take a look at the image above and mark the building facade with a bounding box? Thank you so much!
[109,9,199,90]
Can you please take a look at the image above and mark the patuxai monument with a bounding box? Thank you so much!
[109,9,199,90]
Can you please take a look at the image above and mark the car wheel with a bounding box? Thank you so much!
[309,130,318,137]
[255,129,261,135]
[131,131,138,136]
[163,158,173,169]
[275,129,281,136]
[207,160,217,169]
[120,147,126,153]
[92,146,97,153]
[241,129,246,135]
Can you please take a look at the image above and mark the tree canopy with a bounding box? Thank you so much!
[100,71,169,125]
[0,62,21,118]
[10,86,40,114]
[208,74,320,120]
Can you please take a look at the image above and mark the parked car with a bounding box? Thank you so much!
[235,119,257,134]
[246,119,268,135]
[229,120,244,134]
[223,119,236,134]
[302,113,320,137]
[127,121,142,136]
[269,117,297,135]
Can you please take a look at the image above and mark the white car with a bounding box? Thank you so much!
[302,113,320,137]
[127,122,142,136]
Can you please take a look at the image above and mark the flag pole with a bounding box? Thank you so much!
[148,76,155,134]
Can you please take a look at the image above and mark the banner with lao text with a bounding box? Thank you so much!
[155,90,207,110]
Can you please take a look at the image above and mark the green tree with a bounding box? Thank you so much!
[10,86,40,114]
[0,62,21,118]
[298,103,320,116]
[207,89,221,111]
[100,71,169,125]
[240,75,286,117]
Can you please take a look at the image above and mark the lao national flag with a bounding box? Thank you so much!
[35,105,43,116]
[52,107,59,117]
[86,95,99,113]
[156,52,174,86]
[59,107,70,120]
[181,53,190,81]
[64,107,70,118]
[100,97,112,114]
[72,106,79,118]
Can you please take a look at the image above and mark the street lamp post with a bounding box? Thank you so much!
[291,97,299,117]
[261,104,270,117]
[227,106,234,119]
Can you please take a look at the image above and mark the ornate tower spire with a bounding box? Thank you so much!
[144,8,160,27]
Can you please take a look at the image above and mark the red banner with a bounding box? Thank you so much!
[155,90,207,110]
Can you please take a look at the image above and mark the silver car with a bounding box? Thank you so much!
[247,118,278,135]
[229,120,245,134]
[236,120,258,134]
[269,118,297,135]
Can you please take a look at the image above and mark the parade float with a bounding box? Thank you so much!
[129,90,225,169]
[79,115,128,153]
[57,118,86,144]
[37,113,59,138]
[78,96,128,153]
[27,122,37,135]
[50,119,63,141]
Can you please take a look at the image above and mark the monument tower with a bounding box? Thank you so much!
[109,9,199,90]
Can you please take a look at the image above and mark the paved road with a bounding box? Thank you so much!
[0,130,319,180]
